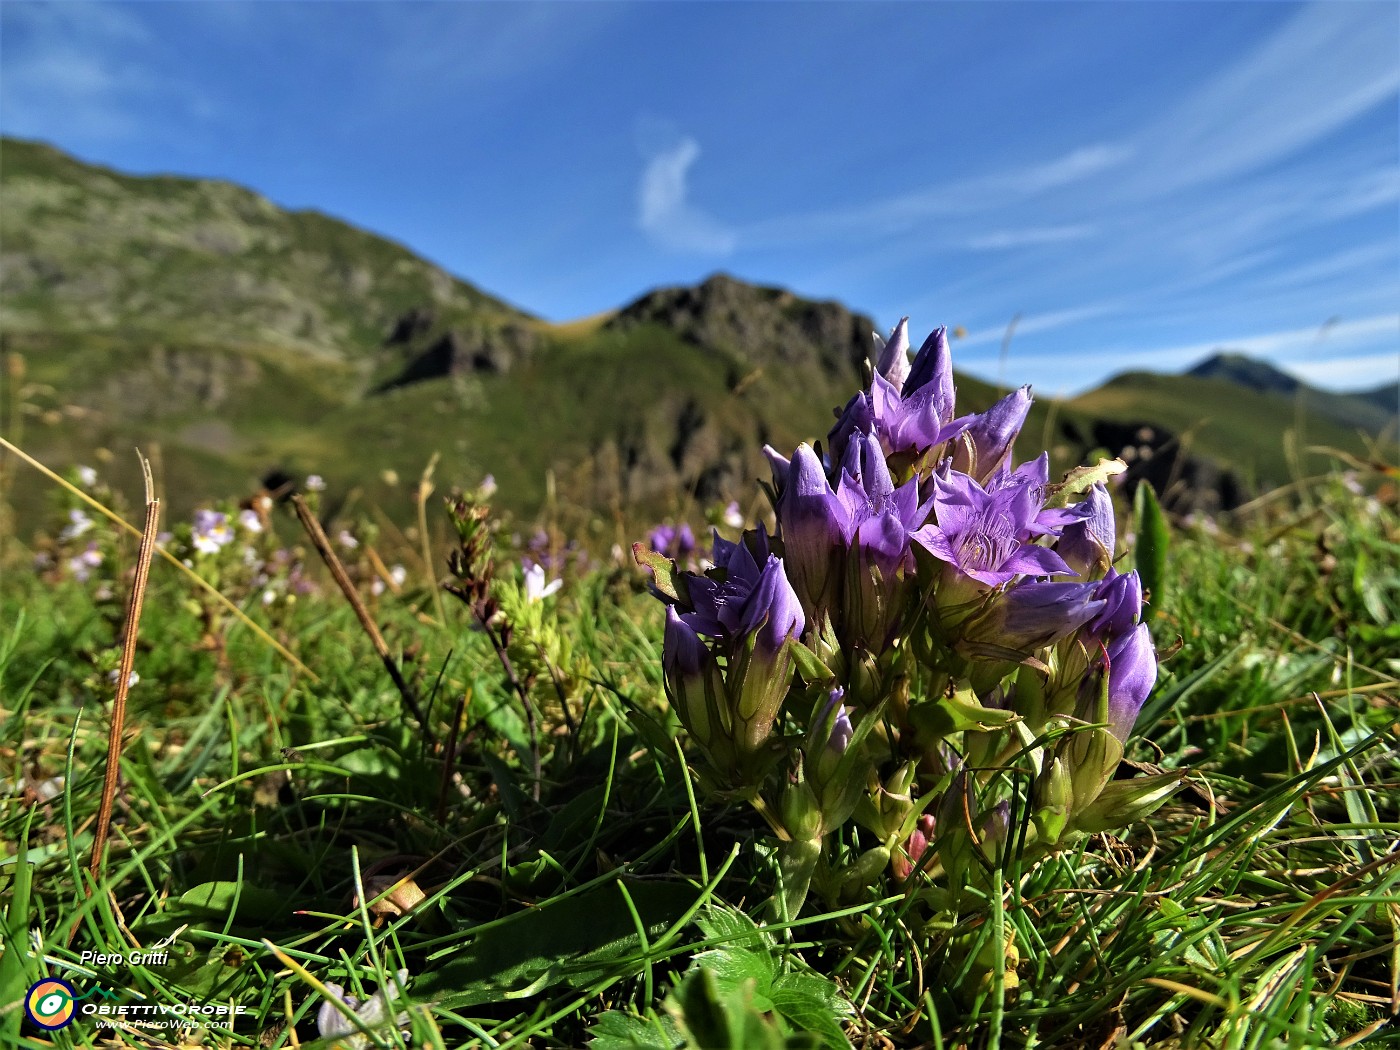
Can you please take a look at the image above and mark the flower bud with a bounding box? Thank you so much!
[1088,569,1144,640]
[951,386,1032,483]
[1104,622,1156,742]
[1057,482,1116,578]
[966,579,1105,653]
[875,317,912,392]
[1032,755,1073,846]
[663,606,729,751]
[1066,726,1125,811]
[1072,771,1186,835]
[778,444,846,617]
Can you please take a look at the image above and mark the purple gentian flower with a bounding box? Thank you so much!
[778,444,848,615]
[820,687,853,756]
[664,605,707,675]
[648,523,697,561]
[740,554,806,654]
[1104,622,1157,741]
[1089,568,1144,639]
[684,530,802,654]
[952,386,1032,483]
[829,322,971,466]
[986,455,1091,538]
[873,317,913,391]
[912,469,1074,587]
[979,579,1107,650]
[1057,482,1117,578]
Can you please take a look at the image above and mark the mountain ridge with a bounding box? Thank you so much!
[1,136,1391,536]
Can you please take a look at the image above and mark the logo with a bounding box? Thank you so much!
[25,978,77,1030]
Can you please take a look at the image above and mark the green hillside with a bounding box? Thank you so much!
[1068,370,1389,493]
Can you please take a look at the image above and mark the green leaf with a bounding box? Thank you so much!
[587,1010,682,1050]
[671,967,740,1050]
[415,879,696,1008]
[768,984,852,1050]
[1133,480,1169,616]
[771,972,854,1050]
[174,880,289,922]
[690,950,775,1003]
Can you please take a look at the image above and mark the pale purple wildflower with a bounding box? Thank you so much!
[912,468,1074,587]
[192,510,233,555]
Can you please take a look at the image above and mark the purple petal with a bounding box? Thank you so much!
[1001,543,1075,578]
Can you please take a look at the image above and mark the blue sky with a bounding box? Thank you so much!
[2,1,1397,396]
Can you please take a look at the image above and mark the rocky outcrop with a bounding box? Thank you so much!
[379,317,541,389]
[607,273,873,382]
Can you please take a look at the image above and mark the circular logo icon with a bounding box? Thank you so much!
[25,978,77,1030]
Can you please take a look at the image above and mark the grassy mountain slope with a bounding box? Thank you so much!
[1187,352,1395,438]
[1,136,529,360]
[1067,370,1389,493]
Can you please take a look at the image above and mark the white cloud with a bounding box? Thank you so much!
[637,137,736,255]
[967,225,1096,251]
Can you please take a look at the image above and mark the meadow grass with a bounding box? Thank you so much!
[0,461,1397,1049]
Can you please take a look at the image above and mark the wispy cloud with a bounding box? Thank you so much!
[1290,352,1400,391]
[967,225,1096,251]
[374,4,623,101]
[992,145,1132,195]
[741,143,1130,248]
[0,2,163,141]
[1061,314,1399,376]
[956,303,1121,350]
[1123,2,1400,195]
[637,136,736,255]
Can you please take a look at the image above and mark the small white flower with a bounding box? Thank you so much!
[60,508,94,540]
[523,561,562,603]
[337,529,359,550]
[479,474,497,498]
[76,465,98,488]
[305,474,326,492]
[237,508,263,533]
[389,564,407,588]
[262,589,277,606]
[722,500,744,529]
[107,670,139,689]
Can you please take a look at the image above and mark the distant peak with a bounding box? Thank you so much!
[1185,351,1301,395]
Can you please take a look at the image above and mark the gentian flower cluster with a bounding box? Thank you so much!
[643,318,1178,917]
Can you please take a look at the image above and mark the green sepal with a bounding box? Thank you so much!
[909,690,1020,739]
[787,637,835,685]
